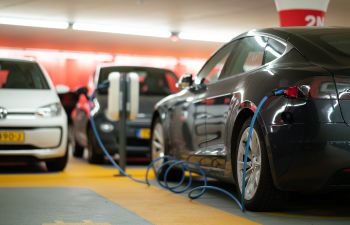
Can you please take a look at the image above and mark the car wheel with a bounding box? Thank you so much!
[46,147,68,172]
[233,117,285,211]
[73,139,84,158]
[151,118,182,181]
[87,127,105,164]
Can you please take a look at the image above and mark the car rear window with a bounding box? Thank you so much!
[98,67,178,96]
[301,30,350,57]
[0,60,49,90]
[320,34,350,56]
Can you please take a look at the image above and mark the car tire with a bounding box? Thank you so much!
[46,148,68,172]
[151,117,182,182]
[233,117,286,211]
[87,127,105,164]
[73,139,84,158]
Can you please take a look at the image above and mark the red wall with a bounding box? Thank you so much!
[0,48,206,90]
[37,57,104,90]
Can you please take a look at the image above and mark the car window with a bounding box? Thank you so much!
[300,30,350,57]
[98,67,178,96]
[263,38,286,64]
[196,42,235,84]
[0,60,49,90]
[221,36,268,79]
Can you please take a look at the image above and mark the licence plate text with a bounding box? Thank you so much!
[0,131,25,143]
[136,128,151,139]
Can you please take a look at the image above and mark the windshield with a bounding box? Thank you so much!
[0,60,49,90]
[98,67,178,95]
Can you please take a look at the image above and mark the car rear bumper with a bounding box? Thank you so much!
[93,116,151,156]
[268,122,350,192]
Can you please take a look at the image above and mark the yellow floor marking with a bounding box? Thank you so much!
[0,158,260,225]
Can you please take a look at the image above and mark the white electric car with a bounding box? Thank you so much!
[0,58,68,171]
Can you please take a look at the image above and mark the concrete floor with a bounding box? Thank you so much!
[0,156,350,225]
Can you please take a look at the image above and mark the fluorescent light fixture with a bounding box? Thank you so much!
[178,31,234,43]
[0,16,69,29]
[73,22,172,38]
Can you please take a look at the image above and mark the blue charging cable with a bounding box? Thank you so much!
[88,82,286,211]
[240,95,268,211]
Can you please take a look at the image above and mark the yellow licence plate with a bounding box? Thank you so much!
[136,128,151,140]
[0,131,25,143]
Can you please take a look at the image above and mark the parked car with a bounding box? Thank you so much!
[151,27,350,211]
[72,65,178,164]
[0,58,68,171]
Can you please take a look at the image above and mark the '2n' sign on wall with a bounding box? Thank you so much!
[305,15,325,27]
[275,0,329,27]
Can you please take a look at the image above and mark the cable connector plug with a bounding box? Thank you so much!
[272,89,285,96]
[272,86,300,98]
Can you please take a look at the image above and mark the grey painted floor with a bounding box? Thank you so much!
[1,161,350,225]
[0,187,152,225]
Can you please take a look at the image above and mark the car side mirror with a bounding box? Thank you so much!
[55,84,70,94]
[176,74,194,90]
[196,78,207,91]
[57,90,79,124]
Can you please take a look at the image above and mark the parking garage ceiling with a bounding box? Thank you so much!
[0,0,349,58]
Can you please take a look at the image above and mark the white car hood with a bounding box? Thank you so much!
[0,90,60,113]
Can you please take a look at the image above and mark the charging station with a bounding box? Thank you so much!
[107,72,140,173]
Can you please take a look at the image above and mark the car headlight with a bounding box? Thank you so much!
[100,123,114,133]
[36,103,62,117]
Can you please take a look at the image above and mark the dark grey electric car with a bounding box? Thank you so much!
[151,27,350,211]
[73,66,178,164]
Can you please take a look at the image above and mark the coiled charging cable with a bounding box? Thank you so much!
[88,83,286,211]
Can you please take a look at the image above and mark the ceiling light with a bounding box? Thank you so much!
[178,31,234,43]
[0,16,69,29]
[72,22,172,38]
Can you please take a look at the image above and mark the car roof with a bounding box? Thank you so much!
[98,65,177,76]
[100,65,172,71]
[0,58,36,63]
[258,26,346,33]
[242,27,350,68]
[249,26,348,37]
